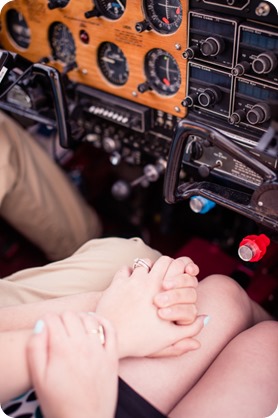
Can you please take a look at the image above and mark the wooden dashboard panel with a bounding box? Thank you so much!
[0,0,189,117]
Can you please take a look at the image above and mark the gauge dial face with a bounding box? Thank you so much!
[94,0,126,20]
[145,48,181,95]
[6,9,31,48]
[143,0,182,34]
[49,22,76,65]
[98,42,129,85]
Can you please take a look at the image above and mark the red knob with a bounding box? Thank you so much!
[238,234,270,262]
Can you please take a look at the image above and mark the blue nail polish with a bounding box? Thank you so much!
[203,316,211,327]
[33,319,45,334]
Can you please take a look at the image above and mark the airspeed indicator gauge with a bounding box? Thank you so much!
[98,42,129,86]
[143,0,182,34]
[145,48,181,95]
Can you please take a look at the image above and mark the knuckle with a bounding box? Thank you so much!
[179,256,193,265]
[160,255,173,265]
[178,287,197,303]
[189,288,197,303]
[189,275,199,287]
[61,310,74,321]
[182,274,198,288]
[174,258,188,272]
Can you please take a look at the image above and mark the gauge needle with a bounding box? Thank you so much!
[158,2,178,8]
[166,56,170,82]
[115,0,125,11]
[101,57,116,64]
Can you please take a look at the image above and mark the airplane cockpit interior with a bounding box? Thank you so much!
[0,0,277,320]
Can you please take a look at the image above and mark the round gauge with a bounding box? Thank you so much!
[48,22,76,65]
[94,0,126,20]
[143,0,182,34]
[6,9,31,48]
[144,48,181,95]
[98,42,129,86]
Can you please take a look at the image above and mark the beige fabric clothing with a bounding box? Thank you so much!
[0,111,102,261]
[0,237,161,306]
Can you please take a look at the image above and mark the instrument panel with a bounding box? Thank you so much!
[0,0,277,234]
[0,0,188,117]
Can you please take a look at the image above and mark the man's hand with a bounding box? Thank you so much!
[153,256,199,326]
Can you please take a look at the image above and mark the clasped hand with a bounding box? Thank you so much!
[96,255,207,358]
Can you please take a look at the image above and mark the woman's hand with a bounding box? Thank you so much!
[26,311,118,418]
[96,256,207,359]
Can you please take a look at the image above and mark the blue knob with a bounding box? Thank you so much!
[189,196,216,214]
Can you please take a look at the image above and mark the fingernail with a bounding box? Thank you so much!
[33,319,45,334]
[203,316,211,327]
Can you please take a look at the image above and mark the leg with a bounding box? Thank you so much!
[119,274,270,414]
[170,321,278,418]
[0,111,101,261]
[0,237,161,306]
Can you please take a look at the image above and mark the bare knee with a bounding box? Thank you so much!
[249,320,278,345]
[231,320,278,415]
[198,274,254,328]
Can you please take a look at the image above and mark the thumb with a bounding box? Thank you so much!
[26,320,48,388]
[174,314,210,341]
[149,338,201,358]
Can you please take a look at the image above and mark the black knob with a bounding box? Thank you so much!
[246,103,271,125]
[181,93,198,107]
[135,20,151,33]
[229,109,246,125]
[252,52,278,74]
[232,61,251,76]
[48,0,69,9]
[182,46,199,60]
[198,87,222,107]
[137,82,151,93]
[200,36,225,57]
[190,141,203,160]
[198,165,211,177]
[85,8,101,18]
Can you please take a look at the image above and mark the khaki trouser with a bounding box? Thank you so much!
[0,111,101,261]
[0,112,161,306]
[0,237,161,306]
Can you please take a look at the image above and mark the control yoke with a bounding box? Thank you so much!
[0,50,72,148]
[163,119,278,232]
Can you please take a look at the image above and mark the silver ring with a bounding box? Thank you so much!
[133,258,151,272]
[88,324,105,345]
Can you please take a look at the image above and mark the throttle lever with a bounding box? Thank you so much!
[32,63,72,148]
